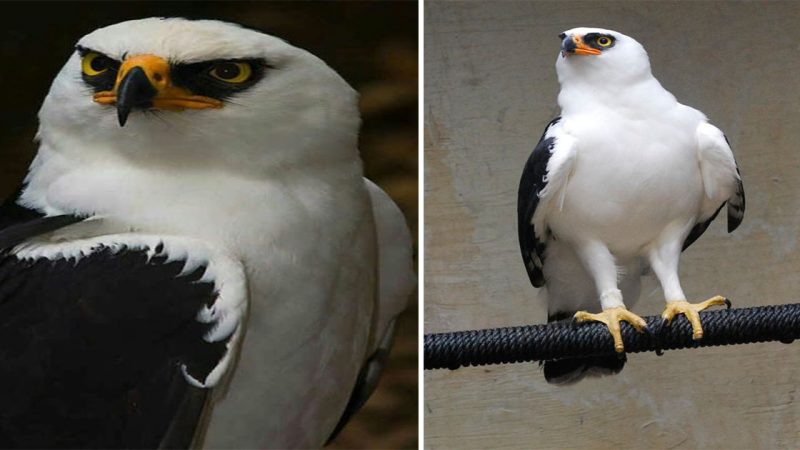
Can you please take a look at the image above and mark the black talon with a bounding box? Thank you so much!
[724,298,732,309]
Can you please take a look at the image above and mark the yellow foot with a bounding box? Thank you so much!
[661,296,731,340]
[573,307,648,353]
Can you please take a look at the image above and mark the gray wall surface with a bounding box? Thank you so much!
[424,1,800,448]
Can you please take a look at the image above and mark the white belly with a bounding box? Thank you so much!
[548,119,704,258]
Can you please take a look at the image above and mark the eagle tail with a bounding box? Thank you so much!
[541,313,626,385]
[543,355,626,385]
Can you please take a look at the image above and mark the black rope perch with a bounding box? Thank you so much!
[425,302,800,370]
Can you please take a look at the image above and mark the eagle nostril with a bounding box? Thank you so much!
[153,73,163,82]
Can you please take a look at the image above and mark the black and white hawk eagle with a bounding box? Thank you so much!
[517,27,744,384]
[0,18,415,448]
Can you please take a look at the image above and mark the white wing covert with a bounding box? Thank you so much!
[327,179,415,442]
[683,122,745,250]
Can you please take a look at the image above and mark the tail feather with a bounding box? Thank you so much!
[543,354,626,385]
[542,312,626,385]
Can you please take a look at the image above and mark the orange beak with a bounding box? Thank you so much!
[93,54,222,126]
[561,35,602,57]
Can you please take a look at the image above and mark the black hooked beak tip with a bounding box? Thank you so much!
[115,66,158,127]
[560,34,576,56]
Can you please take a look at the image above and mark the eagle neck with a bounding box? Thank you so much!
[557,75,677,117]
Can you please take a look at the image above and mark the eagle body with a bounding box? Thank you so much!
[545,107,708,260]
[0,18,414,448]
[518,28,743,383]
[21,141,375,447]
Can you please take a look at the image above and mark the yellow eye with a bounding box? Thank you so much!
[597,36,613,47]
[209,62,252,83]
[81,52,112,76]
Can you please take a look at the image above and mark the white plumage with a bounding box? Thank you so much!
[518,27,744,383]
[10,18,414,447]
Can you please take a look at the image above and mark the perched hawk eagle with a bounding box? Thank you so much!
[518,27,744,384]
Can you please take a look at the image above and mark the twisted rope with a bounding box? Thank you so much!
[424,303,800,370]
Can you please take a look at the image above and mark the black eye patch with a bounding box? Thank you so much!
[171,59,269,101]
[582,33,616,50]
[76,46,121,92]
[75,45,269,100]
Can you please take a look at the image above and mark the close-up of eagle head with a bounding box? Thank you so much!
[554,27,651,87]
[0,17,415,449]
[38,17,359,177]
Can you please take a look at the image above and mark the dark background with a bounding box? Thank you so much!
[0,2,417,448]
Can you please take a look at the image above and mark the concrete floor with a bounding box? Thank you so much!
[424,2,800,448]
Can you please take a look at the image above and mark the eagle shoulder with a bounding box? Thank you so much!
[517,117,577,287]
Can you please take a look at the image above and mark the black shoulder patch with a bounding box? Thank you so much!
[0,245,227,447]
[518,117,560,287]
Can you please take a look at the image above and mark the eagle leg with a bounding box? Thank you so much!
[661,296,730,339]
[573,307,647,353]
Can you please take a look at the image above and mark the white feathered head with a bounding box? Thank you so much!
[37,18,360,174]
[555,27,652,86]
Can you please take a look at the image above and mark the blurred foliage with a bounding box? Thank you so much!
[0,2,417,448]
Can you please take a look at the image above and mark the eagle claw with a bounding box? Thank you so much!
[573,306,647,353]
[661,295,729,340]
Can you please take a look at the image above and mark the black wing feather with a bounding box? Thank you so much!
[0,188,227,448]
[518,117,560,287]
[727,168,745,232]
[0,185,43,229]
